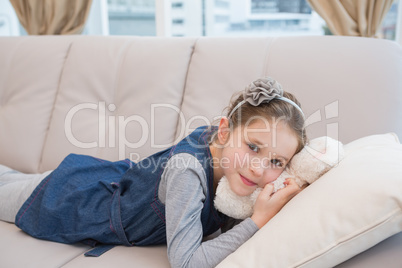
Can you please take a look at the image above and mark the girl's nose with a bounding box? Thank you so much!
[250,158,265,178]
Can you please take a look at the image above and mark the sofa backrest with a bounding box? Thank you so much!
[0,36,401,173]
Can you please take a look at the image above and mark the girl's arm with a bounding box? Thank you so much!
[160,153,259,268]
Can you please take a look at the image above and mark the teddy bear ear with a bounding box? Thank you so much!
[304,136,345,166]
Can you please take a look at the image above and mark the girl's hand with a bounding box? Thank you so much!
[251,178,302,229]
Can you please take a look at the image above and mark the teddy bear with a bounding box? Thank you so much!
[214,136,345,220]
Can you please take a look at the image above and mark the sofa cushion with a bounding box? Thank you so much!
[0,221,90,267]
[335,232,402,267]
[178,36,402,145]
[217,133,402,267]
[0,37,72,173]
[39,37,196,171]
[63,245,169,268]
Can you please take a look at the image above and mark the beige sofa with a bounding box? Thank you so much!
[0,35,401,267]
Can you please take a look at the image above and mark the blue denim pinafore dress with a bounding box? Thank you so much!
[15,126,226,256]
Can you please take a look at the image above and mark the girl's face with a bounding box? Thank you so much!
[213,117,298,196]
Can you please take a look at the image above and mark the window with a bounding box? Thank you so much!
[215,15,230,23]
[107,0,156,36]
[213,0,324,36]
[172,19,184,25]
[172,3,183,9]
[251,0,279,13]
[215,1,230,9]
[1,0,401,46]
[380,0,399,40]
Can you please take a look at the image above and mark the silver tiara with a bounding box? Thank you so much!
[228,77,305,119]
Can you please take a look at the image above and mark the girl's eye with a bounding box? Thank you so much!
[248,143,259,153]
[271,159,284,168]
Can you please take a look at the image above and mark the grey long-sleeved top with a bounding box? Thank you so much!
[158,153,259,268]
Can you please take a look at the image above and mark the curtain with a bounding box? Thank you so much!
[307,0,394,37]
[10,0,93,35]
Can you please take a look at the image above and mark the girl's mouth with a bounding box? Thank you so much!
[240,175,257,186]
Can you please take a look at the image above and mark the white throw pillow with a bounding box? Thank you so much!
[217,133,402,268]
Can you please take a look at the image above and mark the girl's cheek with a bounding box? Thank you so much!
[220,157,231,169]
[266,169,284,183]
[221,149,237,169]
[236,152,250,170]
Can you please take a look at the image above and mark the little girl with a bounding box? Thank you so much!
[0,77,306,268]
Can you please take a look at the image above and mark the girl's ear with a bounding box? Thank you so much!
[217,117,230,144]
